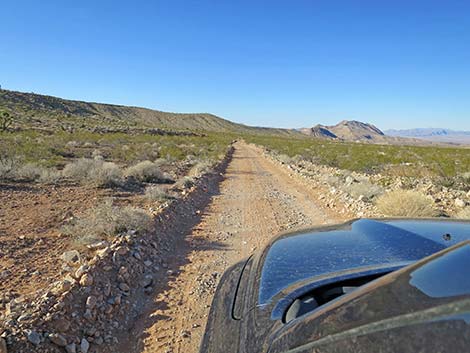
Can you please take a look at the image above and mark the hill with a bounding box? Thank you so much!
[300,120,391,142]
[386,128,470,144]
[0,89,295,136]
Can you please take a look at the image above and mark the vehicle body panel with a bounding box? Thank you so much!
[200,218,470,353]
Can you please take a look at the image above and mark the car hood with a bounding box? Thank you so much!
[259,218,470,306]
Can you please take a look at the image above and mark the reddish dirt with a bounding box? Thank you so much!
[0,184,110,295]
[117,142,342,353]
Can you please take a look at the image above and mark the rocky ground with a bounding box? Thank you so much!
[265,149,470,219]
[0,142,342,353]
[4,140,466,353]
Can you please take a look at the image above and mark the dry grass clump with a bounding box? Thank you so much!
[144,185,172,201]
[454,207,470,220]
[62,199,153,247]
[188,160,213,177]
[344,181,384,200]
[0,156,62,183]
[63,158,123,187]
[125,160,169,183]
[375,189,437,217]
[175,176,195,190]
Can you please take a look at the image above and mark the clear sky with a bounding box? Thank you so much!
[1,0,469,130]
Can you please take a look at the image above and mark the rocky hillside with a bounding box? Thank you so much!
[300,120,432,145]
[0,89,296,136]
[300,120,386,141]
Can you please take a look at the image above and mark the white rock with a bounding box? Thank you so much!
[61,250,80,265]
[455,199,467,208]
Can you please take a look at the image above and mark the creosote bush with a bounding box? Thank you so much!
[62,198,153,247]
[63,158,123,187]
[125,160,169,183]
[145,185,172,201]
[375,189,437,217]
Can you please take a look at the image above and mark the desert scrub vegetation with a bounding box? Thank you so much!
[62,198,153,247]
[0,130,232,168]
[62,158,123,187]
[144,185,173,201]
[375,190,438,217]
[125,160,171,183]
[245,135,470,177]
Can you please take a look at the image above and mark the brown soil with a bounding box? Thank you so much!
[0,184,108,295]
[116,142,341,353]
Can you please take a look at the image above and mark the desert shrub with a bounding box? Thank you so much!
[454,207,470,220]
[175,176,195,189]
[344,181,384,200]
[63,158,123,187]
[375,190,437,217]
[125,160,168,183]
[62,199,153,246]
[16,163,45,181]
[188,160,213,177]
[145,185,172,201]
[38,168,62,183]
[277,154,293,164]
[0,155,22,180]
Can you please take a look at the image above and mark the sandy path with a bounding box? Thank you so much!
[120,142,338,353]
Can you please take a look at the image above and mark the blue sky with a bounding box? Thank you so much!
[1,0,469,130]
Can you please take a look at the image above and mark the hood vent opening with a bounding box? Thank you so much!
[283,272,389,323]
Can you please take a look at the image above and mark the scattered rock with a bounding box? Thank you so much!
[455,199,467,208]
[74,265,89,280]
[61,250,80,265]
[119,283,130,292]
[65,343,76,353]
[0,337,7,353]
[142,275,153,288]
[79,273,93,287]
[80,338,90,353]
[49,333,67,347]
[26,330,41,345]
[86,295,97,309]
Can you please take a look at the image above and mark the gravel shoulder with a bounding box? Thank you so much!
[119,141,340,353]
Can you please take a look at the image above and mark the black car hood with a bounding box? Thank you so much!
[268,240,470,353]
[259,219,470,307]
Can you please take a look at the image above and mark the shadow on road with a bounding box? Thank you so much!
[113,149,233,353]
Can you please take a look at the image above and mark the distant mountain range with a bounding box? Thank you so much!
[385,128,470,144]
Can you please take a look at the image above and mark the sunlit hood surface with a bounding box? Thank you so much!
[259,219,470,305]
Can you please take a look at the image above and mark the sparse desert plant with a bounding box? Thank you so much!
[344,181,384,200]
[375,189,437,217]
[62,158,123,187]
[62,198,153,247]
[16,163,45,181]
[145,185,173,201]
[0,110,13,132]
[188,160,213,177]
[0,154,21,180]
[37,168,62,183]
[277,154,293,164]
[175,176,195,189]
[125,160,169,183]
[454,207,470,220]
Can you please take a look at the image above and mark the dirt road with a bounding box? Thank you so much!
[120,142,338,353]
